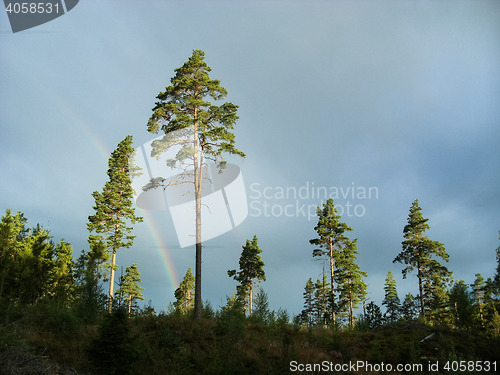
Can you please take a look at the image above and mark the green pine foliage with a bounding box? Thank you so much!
[0,209,27,301]
[314,272,332,326]
[2,49,500,370]
[471,273,486,326]
[448,280,475,329]
[335,239,367,327]
[116,264,145,315]
[310,199,352,324]
[173,268,195,314]
[309,199,367,327]
[87,135,143,313]
[228,235,266,315]
[393,199,452,322]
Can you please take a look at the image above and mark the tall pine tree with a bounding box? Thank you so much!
[88,135,143,313]
[228,235,265,315]
[393,199,451,321]
[310,199,352,324]
[146,50,245,319]
[335,239,367,327]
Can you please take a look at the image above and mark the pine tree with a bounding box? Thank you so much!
[393,199,452,321]
[88,135,143,313]
[116,264,145,314]
[382,270,400,323]
[174,268,195,314]
[147,50,245,319]
[48,239,76,309]
[228,235,265,315]
[471,273,486,325]
[313,272,331,326]
[448,280,475,329]
[310,198,352,324]
[494,231,500,294]
[335,239,367,327]
[21,225,55,304]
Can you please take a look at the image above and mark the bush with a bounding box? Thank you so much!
[87,308,136,375]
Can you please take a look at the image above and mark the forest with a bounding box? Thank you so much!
[1,50,499,374]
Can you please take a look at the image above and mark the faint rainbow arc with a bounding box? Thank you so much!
[51,90,180,288]
[73,108,180,288]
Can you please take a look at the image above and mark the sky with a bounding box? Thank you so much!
[1,0,499,317]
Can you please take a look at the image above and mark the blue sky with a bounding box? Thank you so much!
[1,0,499,316]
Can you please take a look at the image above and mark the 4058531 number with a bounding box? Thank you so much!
[5,2,61,14]
[443,360,497,373]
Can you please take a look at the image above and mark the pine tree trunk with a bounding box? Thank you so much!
[249,279,253,316]
[128,295,132,315]
[348,274,353,327]
[329,238,336,324]
[417,260,424,318]
[108,251,117,313]
[193,114,203,320]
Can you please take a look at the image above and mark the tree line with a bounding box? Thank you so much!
[1,50,499,338]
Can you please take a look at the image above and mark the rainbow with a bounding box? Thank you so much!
[73,108,180,288]
[25,67,180,289]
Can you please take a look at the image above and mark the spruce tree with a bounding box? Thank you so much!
[21,225,55,304]
[365,301,384,329]
[300,278,315,326]
[228,235,265,315]
[146,50,245,319]
[174,268,195,314]
[382,270,400,323]
[401,292,419,321]
[74,246,107,320]
[252,287,271,323]
[88,135,143,313]
[116,264,145,314]
[0,209,27,300]
[310,198,352,323]
[393,199,452,321]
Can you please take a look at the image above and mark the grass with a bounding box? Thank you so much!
[1,306,499,375]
